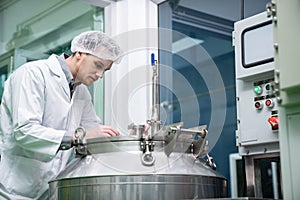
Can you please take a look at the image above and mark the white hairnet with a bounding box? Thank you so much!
[71,31,122,64]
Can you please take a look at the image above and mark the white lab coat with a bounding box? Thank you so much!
[0,54,101,200]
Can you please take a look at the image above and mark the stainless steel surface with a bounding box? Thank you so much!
[50,174,226,200]
[49,127,228,199]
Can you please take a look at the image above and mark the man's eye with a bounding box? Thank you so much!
[96,64,104,69]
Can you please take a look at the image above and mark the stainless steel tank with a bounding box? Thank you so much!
[49,125,228,199]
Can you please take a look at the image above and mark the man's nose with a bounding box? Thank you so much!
[96,71,104,78]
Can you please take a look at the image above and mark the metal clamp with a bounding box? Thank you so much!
[140,140,155,166]
[74,127,88,156]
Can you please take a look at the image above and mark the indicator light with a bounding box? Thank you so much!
[254,101,263,110]
[254,86,262,95]
[265,99,274,108]
[265,83,272,91]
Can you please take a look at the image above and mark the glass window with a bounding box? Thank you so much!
[242,21,274,68]
[158,0,238,193]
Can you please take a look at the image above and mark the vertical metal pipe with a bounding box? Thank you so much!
[244,156,256,197]
[271,162,279,199]
[150,54,160,138]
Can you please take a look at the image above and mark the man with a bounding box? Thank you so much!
[0,31,122,199]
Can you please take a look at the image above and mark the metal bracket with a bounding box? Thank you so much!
[266,0,277,23]
[205,153,217,170]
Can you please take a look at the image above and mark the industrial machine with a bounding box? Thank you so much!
[48,55,228,199]
[233,12,281,198]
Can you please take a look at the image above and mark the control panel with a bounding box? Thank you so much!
[253,79,278,130]
[233,12,279,156]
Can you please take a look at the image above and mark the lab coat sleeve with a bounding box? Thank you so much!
[11,65,65,158]
[79,86,102,130]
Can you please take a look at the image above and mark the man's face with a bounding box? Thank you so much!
[76,53,113,85]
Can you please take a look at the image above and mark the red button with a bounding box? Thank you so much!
[265,99,274,108]
[268,116,279,130]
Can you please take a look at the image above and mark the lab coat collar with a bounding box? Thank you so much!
[46,54,71,98]
[47,54,64,77]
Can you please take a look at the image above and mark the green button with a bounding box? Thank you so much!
[254,86,262,94]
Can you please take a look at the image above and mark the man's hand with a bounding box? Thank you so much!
[85,125,120,139]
